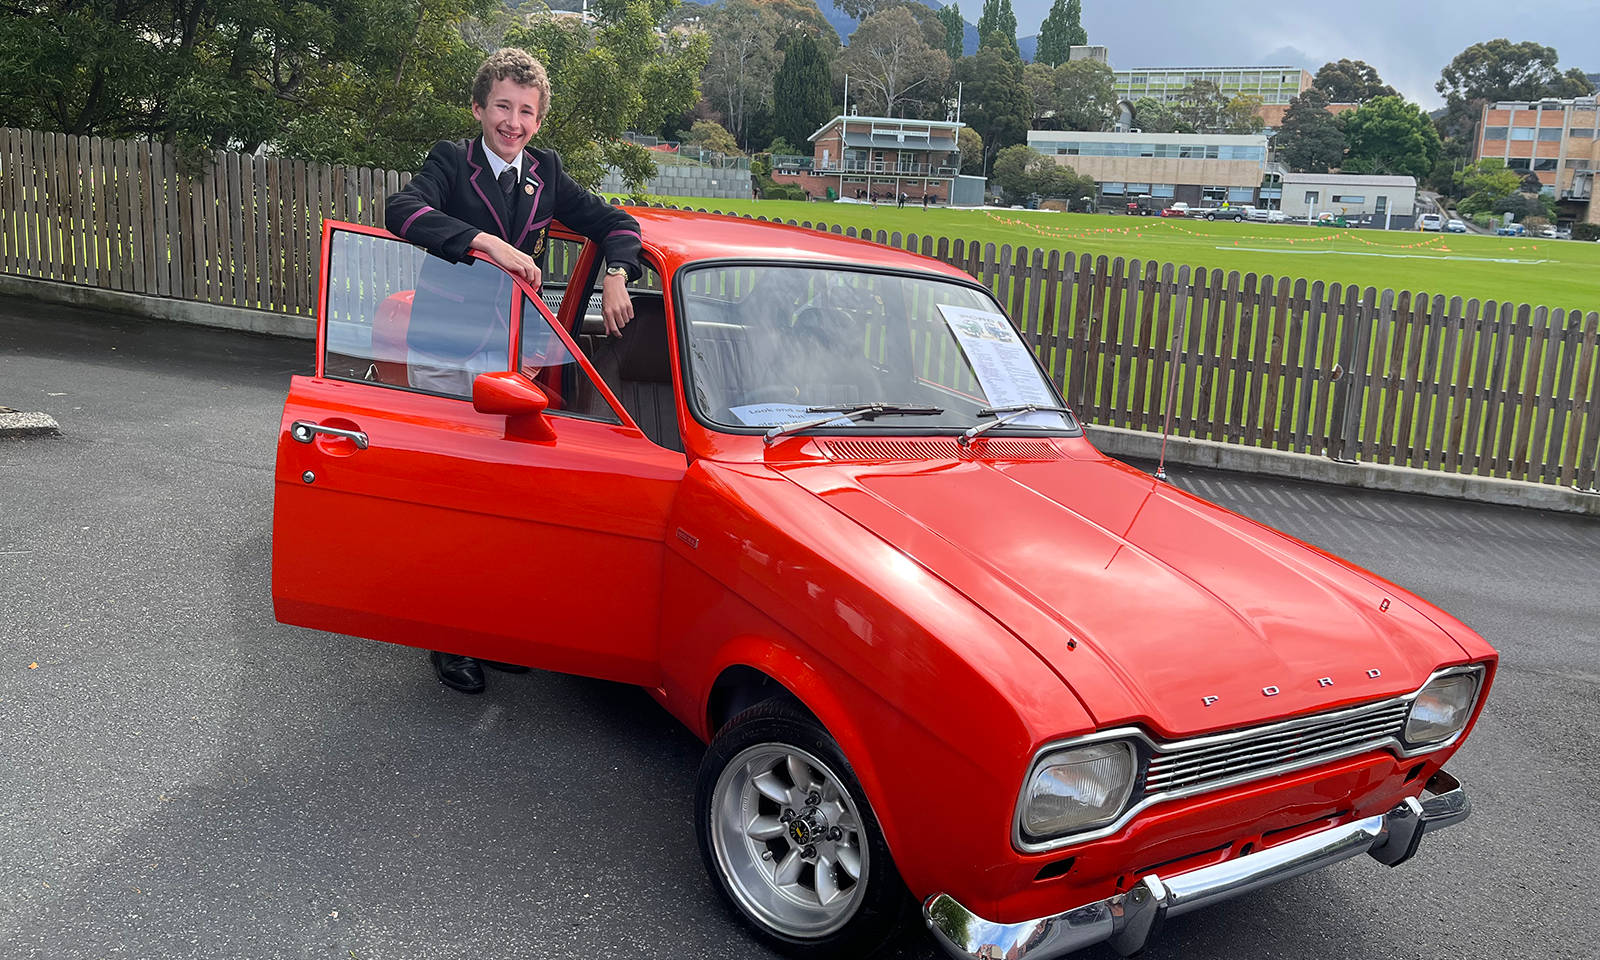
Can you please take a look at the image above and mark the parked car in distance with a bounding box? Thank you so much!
[1246,207,1287,223]
[1195,205,1247,221]
[1160,202,1190,218]
[274,210,1497,960]
[1418,213,1443,231]
[1496,223,1525,236]
[1446,219,1468,233]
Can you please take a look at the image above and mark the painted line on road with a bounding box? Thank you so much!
[1218,246,1555,264]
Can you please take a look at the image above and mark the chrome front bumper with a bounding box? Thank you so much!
[924,770,1471,960]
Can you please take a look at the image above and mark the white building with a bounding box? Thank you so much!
[1027,130,1271,208]
[1279,173,1418,225]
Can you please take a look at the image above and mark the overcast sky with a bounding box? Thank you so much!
[1012,0,1600,107]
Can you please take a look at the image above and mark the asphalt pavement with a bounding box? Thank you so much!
[2,300,1596,960]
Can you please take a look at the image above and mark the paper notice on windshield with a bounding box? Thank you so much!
[935,304,1061,426]
[728,402,851,427]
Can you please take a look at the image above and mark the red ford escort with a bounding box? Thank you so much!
[272,209,1495,959]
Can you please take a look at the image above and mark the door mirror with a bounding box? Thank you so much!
[473,371,557,441]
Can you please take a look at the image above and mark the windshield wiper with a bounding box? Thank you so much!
[960,403,1074,446]
[763,402,945,444]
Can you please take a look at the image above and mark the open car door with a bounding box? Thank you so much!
[270,221,686,685]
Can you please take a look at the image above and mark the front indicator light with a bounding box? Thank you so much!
[1404,672,1479,747]
[1022,741,1136,838]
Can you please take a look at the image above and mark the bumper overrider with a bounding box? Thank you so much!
[924,770,1471,960]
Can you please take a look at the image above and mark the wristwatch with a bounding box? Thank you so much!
[605,265,630,278]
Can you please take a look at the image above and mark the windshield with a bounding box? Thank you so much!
[678,264,1077,435]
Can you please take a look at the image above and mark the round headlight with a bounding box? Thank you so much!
[1404,672,1479,746]
[1021,741,1136,839]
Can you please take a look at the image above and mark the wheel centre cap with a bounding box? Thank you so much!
[787,809,827,845]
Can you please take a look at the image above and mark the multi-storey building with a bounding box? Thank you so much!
[1474,98,1599,225]
[1113,66,1313,125]
[769,115,965,204]
[1027,130,1272,209]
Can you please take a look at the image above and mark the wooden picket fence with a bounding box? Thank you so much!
[3,127,1599,492]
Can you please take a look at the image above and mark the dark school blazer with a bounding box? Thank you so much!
[384,137,642,361]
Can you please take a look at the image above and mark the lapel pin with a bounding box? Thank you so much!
[524,183,535,195]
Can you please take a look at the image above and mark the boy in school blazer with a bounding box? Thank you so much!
[383,47,643,694]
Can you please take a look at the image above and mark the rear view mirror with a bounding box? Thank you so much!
[473,371,556,441]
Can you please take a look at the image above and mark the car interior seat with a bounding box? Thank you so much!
[368,290,415,385]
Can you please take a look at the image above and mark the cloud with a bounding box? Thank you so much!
[1256,46,1317,71]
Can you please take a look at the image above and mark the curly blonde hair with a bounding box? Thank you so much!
[472,48,552,121]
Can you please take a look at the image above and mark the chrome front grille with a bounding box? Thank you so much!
[1142,699,1412,796]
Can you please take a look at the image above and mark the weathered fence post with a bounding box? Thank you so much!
[1329,287,1378,461]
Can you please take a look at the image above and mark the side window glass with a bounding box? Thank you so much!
[519,294,621,424]
[323,230,512,399]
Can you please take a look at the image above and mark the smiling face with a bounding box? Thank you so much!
[472,77,543,165]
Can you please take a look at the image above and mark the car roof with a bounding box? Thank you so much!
[618,206,975,282]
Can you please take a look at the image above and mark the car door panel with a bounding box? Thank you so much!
[272,222,685,685]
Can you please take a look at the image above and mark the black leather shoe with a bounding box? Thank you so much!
[481,660,529,674]
[430,651,485,694]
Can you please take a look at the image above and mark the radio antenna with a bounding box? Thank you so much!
[1154,295,1187,483]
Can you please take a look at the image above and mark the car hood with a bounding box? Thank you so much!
[771,451,1469,737]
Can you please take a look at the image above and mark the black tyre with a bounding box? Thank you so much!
[695,700,911,958]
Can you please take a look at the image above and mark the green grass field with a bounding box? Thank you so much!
[632,197,1600,314]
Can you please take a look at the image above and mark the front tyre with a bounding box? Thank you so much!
[696,701,909,958]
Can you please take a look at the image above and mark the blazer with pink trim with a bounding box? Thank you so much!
[383,137,642,360]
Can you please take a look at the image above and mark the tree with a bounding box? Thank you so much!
[1036,0,1087,68]
[1171,80,1228,133]
[1432,40,1594,195]
[840,8,950,117]
[951,41,1028,172]
[991,143,1091,203]
[0,0,500,166]
[688,119,741,155]
[1312,59,1398,103]
[976,0,1018,58]
[1436,39,1595,107]
[756,0,840,45]
[1052,59,1115,132]
[957,125,984,174]
[1221,95,1265,134]
[991,143,1041,201]
[772,33,833,148]
[0,0,709,176]
[505,0,710,189]
[700,0,783,148]
[936,4,966,62]
[1131,96,1181,133]
[1273,88,1345,173]
[1454,158,1522,216]
[1338,96,1441,181]
[1024,63,1057,127]
[1064,0,1088,45]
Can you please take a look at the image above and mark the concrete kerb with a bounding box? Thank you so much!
[2,275,1594,518]
[1087,424,1600,519]
[0,275,315,340]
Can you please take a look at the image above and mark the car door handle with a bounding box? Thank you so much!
[290,420,369,450]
